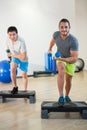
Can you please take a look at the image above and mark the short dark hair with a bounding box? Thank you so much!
[59,18,70,27]
[7,26,18,33]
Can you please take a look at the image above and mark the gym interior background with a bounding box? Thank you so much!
[0,0,87,75]
[0,0,87,130]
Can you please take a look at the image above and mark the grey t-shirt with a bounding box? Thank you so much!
[53,31,79,58]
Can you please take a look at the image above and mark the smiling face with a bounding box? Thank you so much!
[59,21,70,38]
[8,31,18,42]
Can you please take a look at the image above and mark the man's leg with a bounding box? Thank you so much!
[64,73,72,102]
[64,63,75,102]
[56,62,66,105]
[65,73,72,96]
[10,62,18,94]
[57,62,66,96]
[22,72,28,91]
[10,62,17,87]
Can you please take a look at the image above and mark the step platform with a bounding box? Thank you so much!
[41,101,87,119]
[0,90,36,103]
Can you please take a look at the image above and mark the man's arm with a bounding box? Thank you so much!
[48,38,55,52]
[54,50,78,63]
[11,52,26,61]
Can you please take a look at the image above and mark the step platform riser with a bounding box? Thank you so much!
[41,101,87,119]
[0,90,36,103]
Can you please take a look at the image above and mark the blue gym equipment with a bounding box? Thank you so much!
[55,51,61,57]
[0,60,11,83]
[45,53,52,71]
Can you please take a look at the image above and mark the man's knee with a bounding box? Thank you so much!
[22,72,27,79]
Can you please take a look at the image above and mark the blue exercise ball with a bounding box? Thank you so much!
[0,60,11,83]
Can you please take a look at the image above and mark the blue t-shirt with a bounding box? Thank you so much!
[53,31,79,58]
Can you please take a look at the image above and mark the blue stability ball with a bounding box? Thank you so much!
[0,60,11,83]
[55,52,61,57]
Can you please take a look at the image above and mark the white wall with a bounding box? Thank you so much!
[0,0,81,74]
[75,0,87,69]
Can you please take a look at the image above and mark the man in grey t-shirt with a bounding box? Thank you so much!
[48,18,79,105]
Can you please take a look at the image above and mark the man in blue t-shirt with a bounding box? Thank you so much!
[48,18,79,105]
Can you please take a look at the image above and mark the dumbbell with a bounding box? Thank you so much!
[55,52,61,57]
[6,49,12,63]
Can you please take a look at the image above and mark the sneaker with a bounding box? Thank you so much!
[58,96,64,106]
[65,96,71,102]
[11,87,18,95]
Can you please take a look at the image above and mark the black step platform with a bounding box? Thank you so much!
[0,90,36,103]
[41,101,87,119]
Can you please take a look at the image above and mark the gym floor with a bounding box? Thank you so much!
[0,70,87,130]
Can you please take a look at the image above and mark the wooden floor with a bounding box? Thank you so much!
[0,70,87,130]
